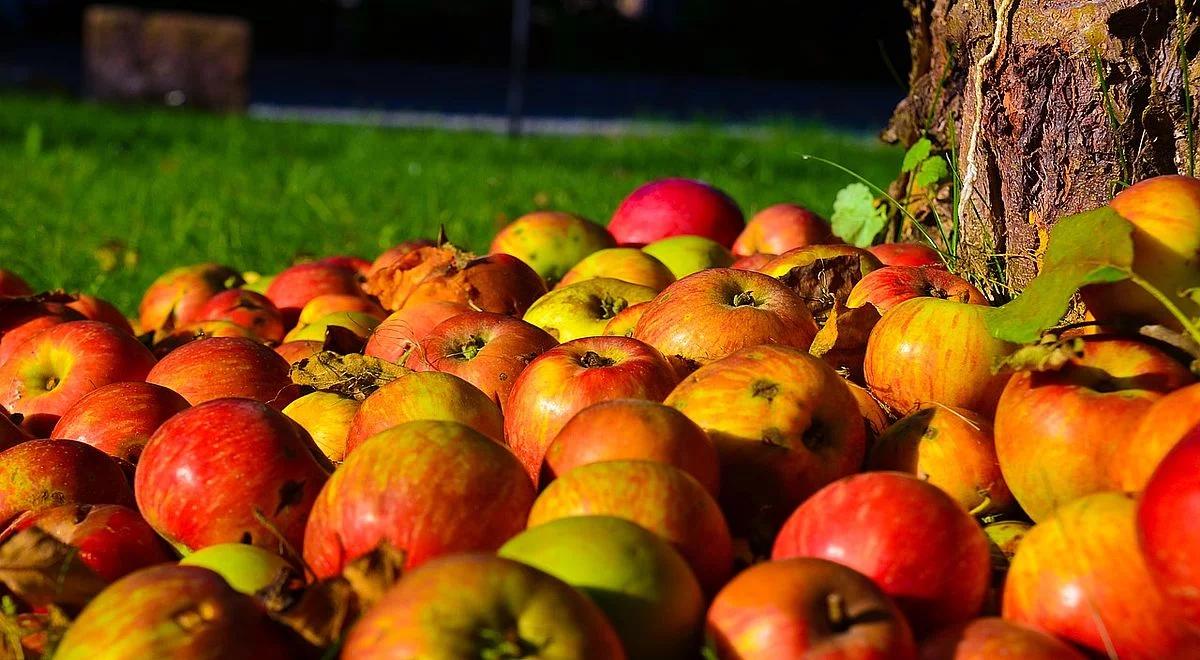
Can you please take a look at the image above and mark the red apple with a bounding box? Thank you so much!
[602,300,651,336]
[304,420,534,577]
[0,439,134,527]
[341,554,624,659]
[66,294,134,335]
[0,269,33,297]
[633,268,818,374]
[51,382,189,464]
[146,336,293,408]
[528,459,733,594]
[1138,425,1200,629]
[0,404,30,450]
[867,405,1014,518]
[489,210,617,285]
[608,178,744,247]
[297,293,386,325]
[994,336,1192,521]
[365,246,546,316]
[773,472,991,636]
[367,238,437,278]
[707,558,917,660]
[410,311,557,407]
[266,261,364,326]
[556,247,676,292]
[919,618,1087,660]
[847,266,987,314]
[1005,491,1200,657]
[1115,381,1200,491]
[543,399,720,495]
[503,336,679,484]
[275,340,324,364]
[53,565,310,658]
[864,298,1016,417]
[316,254,372,276]
[137,263,243,332]
[1,504,174,581]
[0,299,86,366]
[731,252,776,271]
[363,301,471,365]
[867,242,944,268]
[135,398,329,554]
[0,320,157,435]
[194,289,286,343]
[346,371,504,452]
[1081,174,1200,327]
[732,203,837,256]
[665,344,866,549]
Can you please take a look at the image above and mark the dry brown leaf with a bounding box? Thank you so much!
[776,255,867,325]
[290,352,410,401]
[0,528,109,609]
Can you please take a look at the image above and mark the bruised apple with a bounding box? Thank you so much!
[194,289,286,343]
[0,439,134,527]
[364,300,471,365]
[365,245,546,316]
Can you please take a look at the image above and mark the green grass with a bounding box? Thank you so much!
[0,94,900,314]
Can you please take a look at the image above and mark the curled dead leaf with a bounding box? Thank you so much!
[0,528,109,610]
[290,352,410,402]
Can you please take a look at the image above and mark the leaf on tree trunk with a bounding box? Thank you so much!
[901,138,933,172]
[985,208,1134,343]
[0,528,109,609]
[831,184,888,247]
[290,352,410,401]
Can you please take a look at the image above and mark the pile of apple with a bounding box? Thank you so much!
[1,174,1199,659]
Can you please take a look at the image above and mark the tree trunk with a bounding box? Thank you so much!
[885,0,1199,299]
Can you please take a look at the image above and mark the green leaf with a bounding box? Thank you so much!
[901,138,932,173]
[830,183,888,248]
[985,207,1135,343]
[914,156,949,188]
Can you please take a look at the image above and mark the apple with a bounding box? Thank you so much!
[707,558,917,660]
[846,381,890,439]
[665,344,866,549]
[281,391,360,463]
[543,399,719,494]
[266,261,365,326]
[53,565,310,659]
[773,472,991,636]
[732,203,836,256]
[0,320,157,435]
[341,554,624,659]
[633,268,818,374]
[867,242,944,268]
[983,520,1030,564]
[1115,381,1200,491]
[367,238,436,278]
[275,340,324,364]
[346,370,504,452]
[1138,425,1200,629]
[51,381,189,464]
[919,618,1087,660]
[297,293,386,324]
[499,515,704,659]
[194,289,286,343]
[366,246,547,316]
[137,263,243,332]
[603,300,651,336]
[135,398,330,554]
[304,421,534,577]
[179,543,293,595]
[66,294,134,335]
[867,405,1014,518]
[522,277,658,342]
[503,336,679,483]
[847,266,987,314]
[0,439,134,527]
[642,235,736,278]
[154,319,264,357]
[608,178,745,247]
[0,299,86,366]
[411,311,557,407]
[1004,491,1200,657]
[0,404,30,450]
[0,268,33,296]
[489,210,617,285]
[528,459,733,594]
[363,300,471,365]
[994,336,1192,521]
[1081,174,1200,327]
[1,503,174,582]
[315,254,372,276]
[283,310,381,343]
[146,336,293,408]
[557,247,676,292]
[864,298,1016,417]
[730,252,776,271]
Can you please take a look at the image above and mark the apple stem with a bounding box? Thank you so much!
[1127,273,1200,350]
[579,351,615,369]
[732,290,757,307]
[825,592,849,632]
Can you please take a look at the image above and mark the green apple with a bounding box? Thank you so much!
[642,235,734,278]
[283,310,380,342]
[178,543,292,595]
[498,515,703,659]
[558,247,676,291]
[282,391,361,462]
[490,211,616,285]
[522,277,657,342]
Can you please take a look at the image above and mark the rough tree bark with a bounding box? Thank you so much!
[885,0,1199,298]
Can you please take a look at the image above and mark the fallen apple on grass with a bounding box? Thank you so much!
[557,247,676,292]
[194,288,286,343]
[732,203,836,256]
[137,262,243,332]
[489,210,617,285]
[847,265,986,314]
[642,235,735,278]
[608,177,745,247]
[145,336,293,408]
[363,300,471,364]
[51,381,190,464]
[523,277,658,342]
[345,370,504,452]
